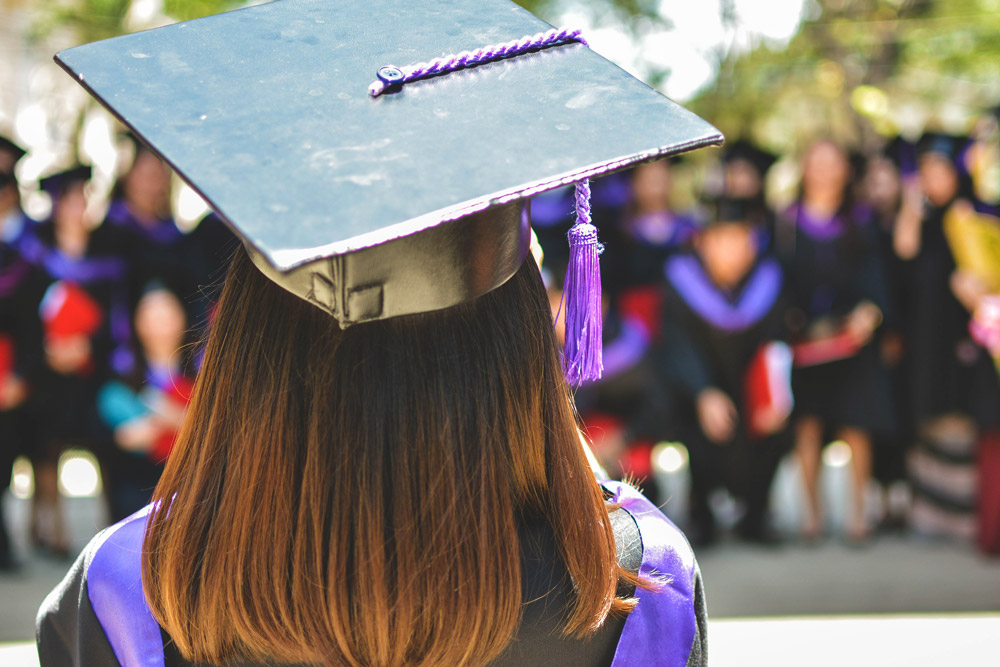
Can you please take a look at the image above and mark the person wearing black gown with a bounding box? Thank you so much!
[0,135,46,569]
[97,282,194,522]
[20,165,130,556]
[893,132,1000,538]
[776,139,893,542]
[659,196,792,545]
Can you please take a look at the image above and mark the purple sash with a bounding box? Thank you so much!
[785,202,874,241]
[666,254,783,332]
[106,199,183,245]
[87,505,164,667]
[605,480,698,667]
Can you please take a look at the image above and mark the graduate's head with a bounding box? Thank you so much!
[631,158,673,212]
[58,0,723,662]
[917,133,965,207]
[802,139,851,199]
[134,282,187,360]
[119,133,171,218]
[694,197,762,289]
[722,139,775,200]
[863,154,902,214]
[41,165,91,232]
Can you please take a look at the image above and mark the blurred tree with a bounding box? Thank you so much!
[690,0,1000,153]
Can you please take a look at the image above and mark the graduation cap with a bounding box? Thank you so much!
[701,195,766,229]
[917,132,968,162]
[55,0,722,383]
[0,136,26,162]
[0,135,27,188]
[722,139,776,176]
[39,164,92,200]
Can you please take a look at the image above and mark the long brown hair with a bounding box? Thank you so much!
[142,249,636,666]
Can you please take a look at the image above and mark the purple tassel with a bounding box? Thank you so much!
[563,180,603,386]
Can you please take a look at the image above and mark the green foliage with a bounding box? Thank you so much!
[30,0,132,43]
[689,0,1000,152]
[162,0,236,22]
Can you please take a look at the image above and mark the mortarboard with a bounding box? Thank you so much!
[0,135,27,188]
[701,195,766,229]
[917,132,968,162]
[0,135,27,165]
[722,139,776,176]
[55,0,722,381]
[39,164,93,200]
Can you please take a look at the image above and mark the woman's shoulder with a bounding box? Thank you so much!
[36,505,164,667]
[602,480,696,572]
[601,480,707,667]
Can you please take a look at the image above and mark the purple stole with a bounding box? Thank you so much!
[86,505,164,667]
[666,253,783,333]
[605,480,699,667]
[86,483,698,667]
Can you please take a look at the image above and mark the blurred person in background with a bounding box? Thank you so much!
[660,196,792,546]
[776,139,893,543]
[106,134,191,307]
[617,159,698,302]
[859,139,915,531]
[895,132,1000,540]
[19,165,128,557]
[97,281,194,522]
[0,135,45,570]
[108,132,236,332]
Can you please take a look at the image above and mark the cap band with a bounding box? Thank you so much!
[368,27,587,97]
[247,200,531,327]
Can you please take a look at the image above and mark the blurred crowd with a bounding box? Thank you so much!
[2,112,1000,571]
[534,117,1000,551]
[0,132,236,568]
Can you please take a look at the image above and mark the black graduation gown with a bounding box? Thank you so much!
[870,205,913,482]
[0,210,47,567]
[37,481,708,667]
[776,203,895,435]
[21,222,131,454]
[905,199,1000,428]
[659,252,792,535]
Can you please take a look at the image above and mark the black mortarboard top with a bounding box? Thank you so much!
[917,132,968,162]
[0,136,27,164]
[0,135,27,187]
[700,195,766,229]
[722,139,776,176]
[55,0,722,327]
[39,164,93,200]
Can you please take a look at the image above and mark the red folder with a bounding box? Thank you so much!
[791,330,861,367]
[39,281,104,340]
[745,341,794,439]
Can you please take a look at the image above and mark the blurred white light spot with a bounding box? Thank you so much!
[734,0,806,43]
[58,450,102,498]
[823,440,853,468]
[653,442,689,474]
[11,456,34,500]
[175,180,210,229]
[15,102,47,145]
